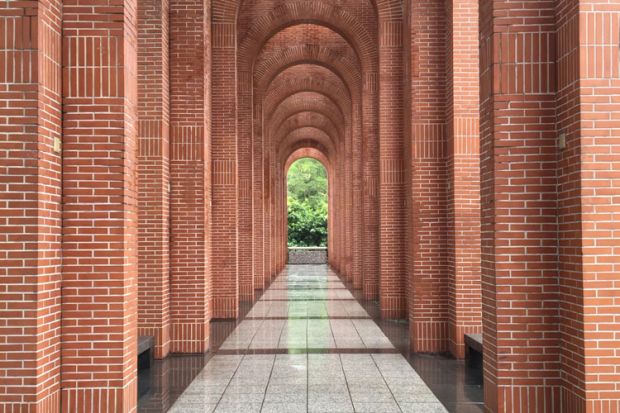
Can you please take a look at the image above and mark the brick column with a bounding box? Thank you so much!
[253,102,265,290]
[169,0,210,352]
[61,0,139,410]
[556,1,620,410]
[379,20,406,319]
[351,101,363,289]
[362,73,380,300]
[479,0,560,409]
[211,20,239,318]
[263,153,273,281]
[0,1,62,410]
[237,70,254,301]
[408,0,450,353]
[343,122,353,280]
[335,141,345,274]
[446,0,482,359]
[138,0,171,360]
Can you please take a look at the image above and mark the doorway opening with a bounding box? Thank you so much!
[286,158,328,248]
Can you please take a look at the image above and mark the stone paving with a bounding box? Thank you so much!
[170,265,448,413]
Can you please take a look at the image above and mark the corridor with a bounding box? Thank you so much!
[169,266,447,413]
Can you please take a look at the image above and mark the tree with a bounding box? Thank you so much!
[287,158,328,247]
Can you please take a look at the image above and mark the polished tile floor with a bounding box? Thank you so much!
[167,266,449,413]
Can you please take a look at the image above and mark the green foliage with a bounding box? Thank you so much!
[287,158,328,247]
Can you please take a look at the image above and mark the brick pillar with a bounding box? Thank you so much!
[169,0,210,352]
[479,0,560,409]
[556,1,620,410]
[268,153,276,280]
[238,70,253,301]
[379,20,406,319]
[253,102,265,290]
[335,141,345,274]
[211,21,239,318]
[343,122,352,280]
[446,0,482,359]
[264,153,273,281]
[362,72,379,300]
[137,0,171,360]
[408,0,450,353]
[0,2,62,410]
[61,0,139,410]
[351,102,363,289]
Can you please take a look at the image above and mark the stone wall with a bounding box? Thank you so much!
[288,247,328,265]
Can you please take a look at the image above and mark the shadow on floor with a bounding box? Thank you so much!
[349,286,484,413]
[138,302,254,413]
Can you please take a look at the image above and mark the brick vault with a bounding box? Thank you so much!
[1,0,619,412]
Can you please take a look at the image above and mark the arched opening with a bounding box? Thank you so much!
[286,158,329,250]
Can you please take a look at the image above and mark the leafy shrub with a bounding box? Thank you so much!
[287,159,328,247]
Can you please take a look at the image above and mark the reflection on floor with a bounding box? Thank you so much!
[138,265,483,413]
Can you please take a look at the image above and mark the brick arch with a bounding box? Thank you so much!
[274,126,339,157]
[281,142,332,171]
[275,128,337,164]
[274,127,338,157]
[267,92,346,134]
[264,66,351,114]
[284,148,331,176]
[254,44,361,94]
[264,70,352,124]
[278,141,340,272]
[278,140,335,177]
[374,0,403,20]
[271,111,343,145]
[213,0,241,23]
[237,1,377,72]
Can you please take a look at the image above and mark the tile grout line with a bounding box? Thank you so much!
[211,354,245,413]
[258,353,277,412]
[369,353,405,413]
[337,353,355,412]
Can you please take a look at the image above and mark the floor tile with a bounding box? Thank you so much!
[399,402,448,413]
[261,402,307,413]
[352,401,401,413]
[163,265,450,413]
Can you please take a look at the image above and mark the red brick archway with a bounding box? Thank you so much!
[284,148,333,261]
[4,0,620,411]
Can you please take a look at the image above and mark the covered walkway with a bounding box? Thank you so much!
[168,265,447,413]
[3,0,620,412]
